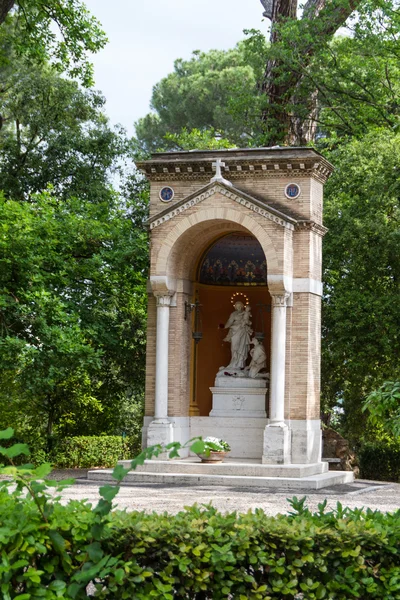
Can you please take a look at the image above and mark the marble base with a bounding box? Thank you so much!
[262,424,291,465]
[209,387,267,417]
[190,416,267,459]
[144,417,190,458]
[141,417,323,464]
[210,376,267,418]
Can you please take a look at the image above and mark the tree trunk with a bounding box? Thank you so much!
[0,0,15,25]
[260,0,362,145]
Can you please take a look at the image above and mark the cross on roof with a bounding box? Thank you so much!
[212,158,225,179]
[210,158,232,186]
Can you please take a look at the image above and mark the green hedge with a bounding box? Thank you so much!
[359,441,400,482]
[1,494,400,599]
[51,435,139,468]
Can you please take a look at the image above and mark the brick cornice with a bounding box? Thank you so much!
[137,147,333,185]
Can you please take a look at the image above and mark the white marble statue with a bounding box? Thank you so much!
[248,337,268,378]
[223,302,253,370]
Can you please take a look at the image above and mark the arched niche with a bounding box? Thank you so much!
[192,232,272,416]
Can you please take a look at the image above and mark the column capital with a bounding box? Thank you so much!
[155,294,172,308]
[270,292,290,308]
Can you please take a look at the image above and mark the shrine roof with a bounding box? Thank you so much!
[136,146,334,184]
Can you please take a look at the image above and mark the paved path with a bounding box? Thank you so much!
[57,473,400,515]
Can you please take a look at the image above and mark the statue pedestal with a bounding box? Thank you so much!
[209,377,268,418]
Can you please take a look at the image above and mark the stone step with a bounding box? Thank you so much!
[116,459,328,478]
[87,468,354,490]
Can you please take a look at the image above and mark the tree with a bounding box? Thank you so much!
[261,0,400,144]
[135,11,400,151]
[322,129,400,440]
[0,61,150,448]
[0,190,148,446]
[134,40,268,153]
[0,0,107,86]
[362,381,400,438]
[0,61,127,202]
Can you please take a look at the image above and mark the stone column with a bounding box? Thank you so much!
[269,293,289,425]
[147,294,173,448]
[154,294,171,419]
[262,292,291,464]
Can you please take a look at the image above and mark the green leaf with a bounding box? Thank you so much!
[190,439,205,454]
[48,580,66,591]
[0,444,30,459]
[48,530,66,553]
[67,582,82,599]
[86,542,103,562]
[99,485,120,503]
[0,428,14,440]
[111,464,131,482]
[33,463,53,479]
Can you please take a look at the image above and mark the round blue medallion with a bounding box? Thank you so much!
[159,186,175,202]
[285,183,301,200]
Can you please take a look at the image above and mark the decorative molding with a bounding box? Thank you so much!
[295,221,328,237]
[140,168,330,185]
[149,183,296,231]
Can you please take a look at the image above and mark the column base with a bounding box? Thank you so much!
[143,417,190,458]
[262,424,291,465]
[290,420,322,464]
[147,419,173,458]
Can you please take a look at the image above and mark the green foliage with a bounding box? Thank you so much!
[363,381,400,437]
[135,1,400,149]
[0,61,128,202]
[202,436,231,452]
[0,430,204,598]
[321,129,400,440]
[359,442,400,482]
[51,436,138,469]
[164,128,235,152]
[2,431,400,599]
[134,38,268,153]
[0,1,107,86]
[2,433,400,598]
[0,189,148,443]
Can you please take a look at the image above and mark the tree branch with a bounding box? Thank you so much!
[0,0,15,26]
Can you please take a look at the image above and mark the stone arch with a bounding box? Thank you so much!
[153,205,281,282]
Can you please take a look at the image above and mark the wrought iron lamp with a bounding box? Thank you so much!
[185,299,203,344]
[255,302,271,341]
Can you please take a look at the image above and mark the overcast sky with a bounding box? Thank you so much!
[83,0,267,135]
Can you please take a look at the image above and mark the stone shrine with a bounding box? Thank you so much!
[97,146,354,489]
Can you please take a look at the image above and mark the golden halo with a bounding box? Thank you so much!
[231,292,250,306]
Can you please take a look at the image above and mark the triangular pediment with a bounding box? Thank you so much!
[148,180,298,231]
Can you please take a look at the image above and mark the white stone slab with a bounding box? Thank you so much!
[118,458,329,478]
[214,376,267,389]
[87,468,355,490]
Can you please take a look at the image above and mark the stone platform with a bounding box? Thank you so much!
[87,458,354,490]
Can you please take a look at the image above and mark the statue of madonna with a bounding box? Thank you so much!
[223,301,253,370]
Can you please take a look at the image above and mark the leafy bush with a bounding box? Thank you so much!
[363,380,400,436]
[2,429,400,599]
[51,435,138,468]
[359,441,400,482]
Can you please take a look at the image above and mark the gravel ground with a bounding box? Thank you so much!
[44,470,400,515]
[3,469,399,515]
